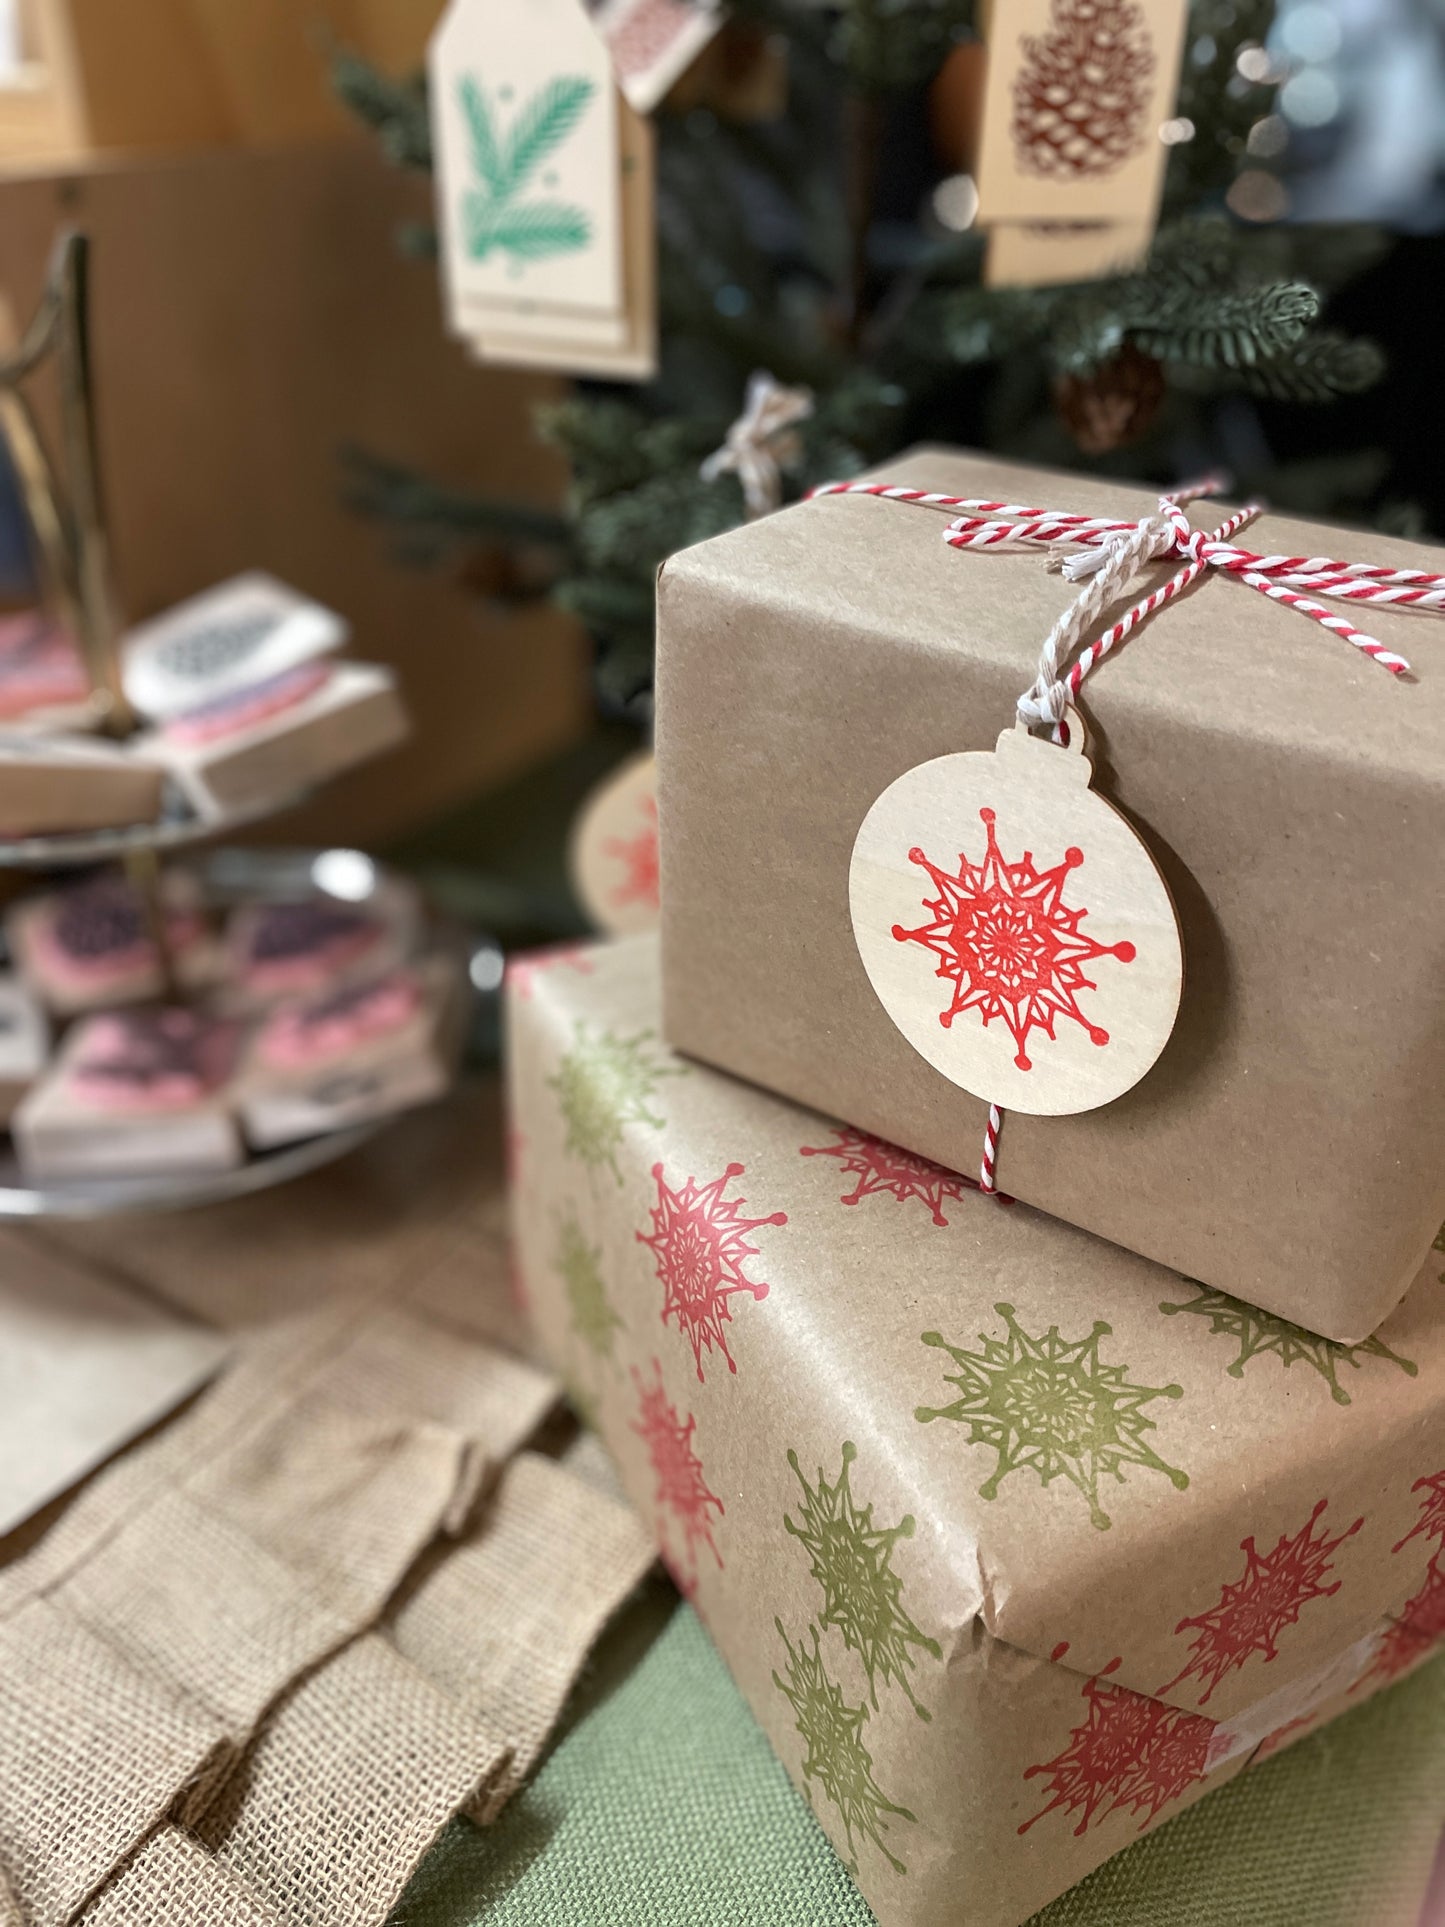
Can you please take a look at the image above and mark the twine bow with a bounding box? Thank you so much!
[701,371,814,520]
[809,474,1441,1191]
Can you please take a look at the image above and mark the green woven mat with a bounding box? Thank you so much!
[391,1585,1445,1927]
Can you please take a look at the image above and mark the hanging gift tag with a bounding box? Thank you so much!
[430,0,622,339]
[468,98,658,382]
[121,574,348,722]
[974,0,1188,227]
[849,713,1182,1117]
[589,0,727,114]
[569,749,660,934]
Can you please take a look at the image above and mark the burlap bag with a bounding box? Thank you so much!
[0,1213,653,1927]
[80,1828,279,1927]
[74,1449,653,1927]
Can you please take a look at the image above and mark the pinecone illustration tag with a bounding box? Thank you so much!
[849,721,1183,1117]
[974,0,1189,227]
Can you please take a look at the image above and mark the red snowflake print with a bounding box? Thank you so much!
[637,1160,786,1381]
[1021,1655,1216,1838]
[1364,1564,1445,1689]
[1114,1703,1216,1828]
[1157,1499,1364,1706]
[605,794,660,914]
[1357,1471,1445,1692]
[505,943,595,1001]
[893,808,1135,1072]
[799,1125,978,1227]
[630,1359,723,1594]
[1394,1469,1445,1561]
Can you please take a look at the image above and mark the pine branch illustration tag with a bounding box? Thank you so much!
[974,0,1189,227]
[430,0,622,331]
[849,718,1183,1116]
[466,95,658,382]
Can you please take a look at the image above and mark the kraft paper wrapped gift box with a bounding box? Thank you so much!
[507,935,1445,1927]
[654,447,1445,1345]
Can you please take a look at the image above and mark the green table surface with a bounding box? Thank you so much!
[393,1581,1445,1927]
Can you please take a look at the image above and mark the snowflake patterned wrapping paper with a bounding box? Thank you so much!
[506,935,1445,1927]
[654,445,1445,1346]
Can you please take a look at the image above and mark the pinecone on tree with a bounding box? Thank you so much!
[1052,341,1165,453]
[1012,0,1156,180]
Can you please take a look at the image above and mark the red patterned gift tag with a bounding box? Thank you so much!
[850,715,1182,1118]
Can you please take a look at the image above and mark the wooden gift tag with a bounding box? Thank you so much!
[13,1008,246,1181]
[7,868,221,1016]
[0,610,100,731]
[430,0,623,340]
[237,953,466,1150]
[985,216,1154,288]
[121,572,349,722]
[467,95,657,382]
[849,715,1182,1117]
[133,662,409,822]
[974,0,1188,227]
[569,749,659,934]
[221,877,421,1013]
[0,730,164,836]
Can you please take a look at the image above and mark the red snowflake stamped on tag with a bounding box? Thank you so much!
[1022,1653,1216,1838]
[1158,1499,1364,1706]
[631,1359,724,1593]
[637,1160,786,1381]
[799,1126,978,1227]
[894,809,1135,1072]
[604,793,660,914]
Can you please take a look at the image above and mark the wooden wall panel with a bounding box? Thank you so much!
[0,0,439,163]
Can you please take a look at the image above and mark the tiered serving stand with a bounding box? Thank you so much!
[0,230,435,1217]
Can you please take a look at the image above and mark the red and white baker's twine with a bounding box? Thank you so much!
[810,476,1436,1190]
[980,1104,1002,1196]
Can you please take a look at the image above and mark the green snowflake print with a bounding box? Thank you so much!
[547,1022,677,1183]
[459,74,595,266]
[1159,1284,1418,1407]
[784,1441,941,1720]
[555,1210,621,1362]
[772,1619,916,1876]
[916,1301,1189,1531]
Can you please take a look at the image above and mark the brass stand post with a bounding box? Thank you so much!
[1,229,182,1003]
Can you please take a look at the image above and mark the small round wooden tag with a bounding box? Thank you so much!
[849,715,1182,1117]
[570,750,660,936]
